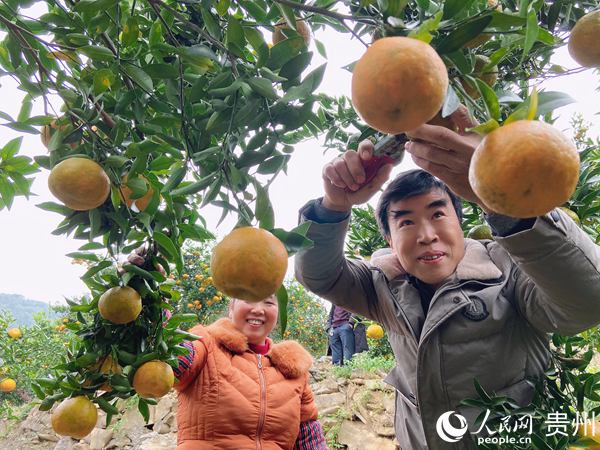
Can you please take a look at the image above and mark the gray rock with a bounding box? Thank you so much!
[38,433,59,442]
[312,379,340,395]
[90,428,113,449]
[337,420,396,450]
[315,392,346,412]
[53,437,76,450]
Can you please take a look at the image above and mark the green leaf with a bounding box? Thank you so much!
[154,231,178,260]
[201,8,221,39]
[255,182,275,229]
[122,64,153,92]
[143,64,179,79]
[526,88,538,120]
[75,352,99,368]
[267,38,304,70]
[277,284,288,336]
[521,9,539,62]
[170,175,215,196]
[226,16,246,53]
[149,20,164,47]
[96,397,119,415]
[535,91,575,116]
[435,16,493,54]
[80,45,115,61]
[467,118,499,136]
[138,398,150,422]
[475,79,500,120]
[270,226,312,256]
[275,3,297,28]
[93,68,115,94]
[280,63,326,103]
[216,0,230,16]
[443,0,477,19]
[162,163,187,193]
[408,10,443,43]
[247,77,278,100]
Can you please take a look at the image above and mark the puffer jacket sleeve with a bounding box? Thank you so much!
[493,208,600,335]
[173,324,209,392]
[294,201,380,322]
[299,376,318,423]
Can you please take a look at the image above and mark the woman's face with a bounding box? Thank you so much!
[229,295,278,345]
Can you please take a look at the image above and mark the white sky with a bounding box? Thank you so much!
[0,9,599,305]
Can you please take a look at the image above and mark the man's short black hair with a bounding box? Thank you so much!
[375,169,463,238]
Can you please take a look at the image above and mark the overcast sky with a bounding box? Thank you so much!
[0,7,599,305]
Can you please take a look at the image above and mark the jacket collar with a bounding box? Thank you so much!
[207,318,313,378]
[371,238,502,282]
[455,239,502,281]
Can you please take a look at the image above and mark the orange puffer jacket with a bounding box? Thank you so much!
[175,318,318,450]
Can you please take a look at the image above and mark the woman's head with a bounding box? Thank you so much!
[228,295,279,345]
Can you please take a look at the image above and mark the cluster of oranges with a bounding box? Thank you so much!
[172,259,226,319]
[349,8,600,218]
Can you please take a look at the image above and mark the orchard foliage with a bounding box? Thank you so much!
[1,0,600,439]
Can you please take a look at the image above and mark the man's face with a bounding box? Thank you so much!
[386,189,465,289]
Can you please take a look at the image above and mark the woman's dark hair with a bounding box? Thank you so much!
[375,169,463,238]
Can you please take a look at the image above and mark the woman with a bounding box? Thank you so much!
[172,295,328,449]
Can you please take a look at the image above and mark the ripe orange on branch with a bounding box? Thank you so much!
[48,157,110,211]
[366,324,385,340]
[98,286,142,324]
[568,10,600,68]
[0,378,16,392]
[7,327,22,339]
[119,175,155,212]
[351,36,448,134]
[272,17,311,47]
[211,227,288,302]
[51,396,98,439]
[133,360,174,398]
[469,120,580,218]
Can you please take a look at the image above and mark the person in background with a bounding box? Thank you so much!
[325,304,355,365]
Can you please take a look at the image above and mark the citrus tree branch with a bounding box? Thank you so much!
[272,0,377,25]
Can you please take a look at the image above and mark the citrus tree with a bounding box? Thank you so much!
[270,281,328,356]
[1,0,600,444]
[0,310,77,419]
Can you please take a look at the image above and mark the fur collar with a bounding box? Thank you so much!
[207,318,313,378]
[370,239,502,282]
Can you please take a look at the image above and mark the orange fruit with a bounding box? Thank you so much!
[88,355,122,391]
[272,17,311,47]
[98,286,142,324]
[366,324,385,340]
[0,378,16,392]
[133,360,174,398]
[211,227,288,302]
[467,224,493,240]
[469,120,580,218]
[51,396,97,439]
[41,120,79,149]
[119,175,154,212]
[351,37,448,134]
[577,420,600,443]
[460,55,498,99]
[48,158,110,210]
[7,328,22,339]
[568,10,600,67]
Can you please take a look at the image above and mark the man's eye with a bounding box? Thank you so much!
[433,211,445,218]
[399,220,412,227]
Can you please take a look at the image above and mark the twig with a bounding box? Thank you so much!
[340,20,369,48]
[272,0,377,25]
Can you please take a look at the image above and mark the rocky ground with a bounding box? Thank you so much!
[0,357,398,450]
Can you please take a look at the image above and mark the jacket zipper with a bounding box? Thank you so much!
[256,354,266,450]
[416,278,504,449]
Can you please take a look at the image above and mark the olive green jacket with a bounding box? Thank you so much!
[295,205,600,450]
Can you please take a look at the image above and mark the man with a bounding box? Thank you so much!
[295,107,600,450]
[325,304,355,365]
